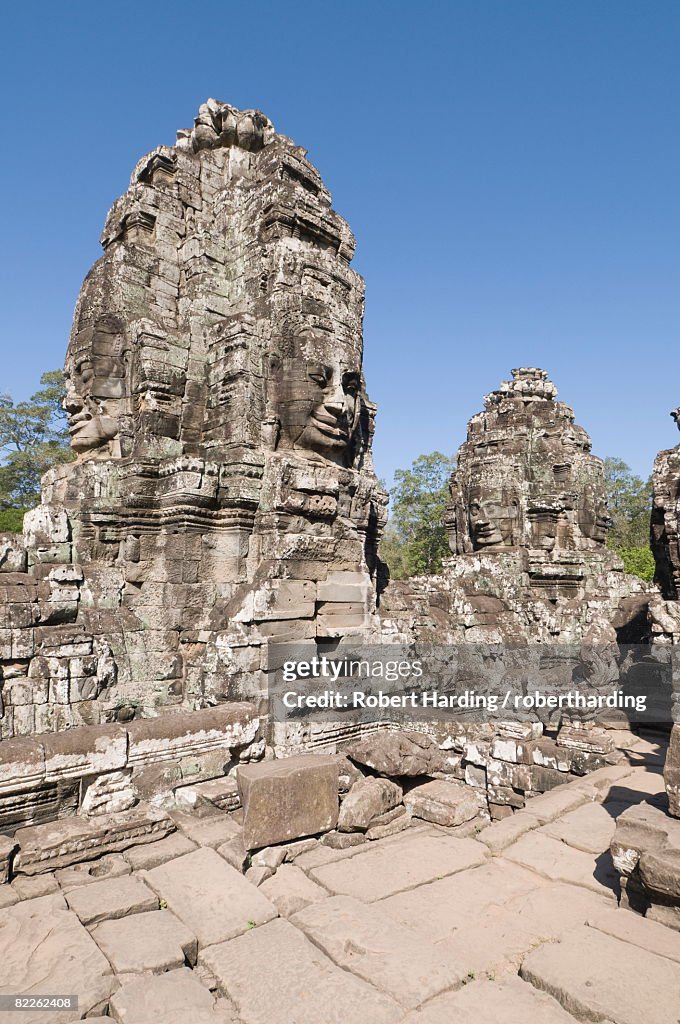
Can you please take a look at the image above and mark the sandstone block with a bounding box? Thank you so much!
[505,832,618,899]
[344,730,446,776]
[109,967,234,1024]
[123,831,197,870]
[337,777,402,831]
[292,894,463,1008]
[55,852,131,891]
[0,895,115,1022]
[91,908,198,973]
[259,863,327,917]
[238,754,338,849]
[399,975,581,1024]
[309,832,487,901]
[142,846,277,947]
[520,924,680,1024]
[403,779,478,826]
[13,803,175,874]
[65,873,158,925]
[199,918,402,1024]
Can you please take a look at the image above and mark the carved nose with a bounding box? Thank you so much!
[63,389,83,413]
[324,389,345,415]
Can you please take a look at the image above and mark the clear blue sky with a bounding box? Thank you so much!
[1,0,678,485]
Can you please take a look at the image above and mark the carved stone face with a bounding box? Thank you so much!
[64,318,128,456]
[578,483,611,544]
[275,329,361,465]
[468,484,520,549]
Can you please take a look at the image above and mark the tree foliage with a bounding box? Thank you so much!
[380,452,455,578]
[0,370,74,523]
[603,457,652,551]
[602,457,654,580]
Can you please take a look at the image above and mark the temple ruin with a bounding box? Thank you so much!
[0,104,679,1008]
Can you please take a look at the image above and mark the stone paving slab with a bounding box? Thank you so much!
[540,800,623,854]
[586,906,680,964]
[91,908,198,973]
[142,846,277,947]
[123,831,197,870]
[170,810,242,849]
[520,924,680,1024]
[11,873,60,900]
[258,863,328,917]
[199,917,402,1024]
[308,833,486,902]
[400,975,580,1024]
[0,894,116,1023]
[503,832,618,899]
[109,966,234,1024]
[65,873,158,925]
[292,894,463,1008]
[503,882,613,941]
[55,853,132,892]
[378,860,542,941]
[477,811,542,854]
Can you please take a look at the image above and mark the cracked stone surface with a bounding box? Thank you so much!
[0,741,676,1023]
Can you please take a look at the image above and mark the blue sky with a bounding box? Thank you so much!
[1,0,678,485]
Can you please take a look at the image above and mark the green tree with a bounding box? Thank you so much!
[602,457,653,581]
[603,457,652,550]
[381,452,455,578]
[0,370,74,527]
[618,546,655,583]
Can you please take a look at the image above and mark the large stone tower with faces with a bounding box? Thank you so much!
[379,368,648,645]
[1,100,387,738]
[440,367,647,642]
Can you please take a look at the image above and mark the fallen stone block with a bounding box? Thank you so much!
[238,754,338,850]
[91,908,198,973]
[338,777,402,831]
[142,846,277,947]
[366,807,412,840]
[344,730,446,776]
[403,779,478,827]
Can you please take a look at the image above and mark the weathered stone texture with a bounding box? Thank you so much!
[238,753,338,849]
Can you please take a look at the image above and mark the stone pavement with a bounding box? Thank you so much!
[0,732,679,1023]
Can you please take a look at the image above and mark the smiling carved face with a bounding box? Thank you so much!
[274,329,362,465]
[467,485,520,549]
[63,319,128,456]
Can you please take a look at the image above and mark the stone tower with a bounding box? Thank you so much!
[0,100,387,741]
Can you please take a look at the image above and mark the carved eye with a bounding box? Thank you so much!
[308,371,328,387]
[343,375,359,396]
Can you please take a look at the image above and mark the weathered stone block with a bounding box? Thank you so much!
[403,779,478,827]
[238,753,338,849]
[344,730,446,777]
[338,778,402,832]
